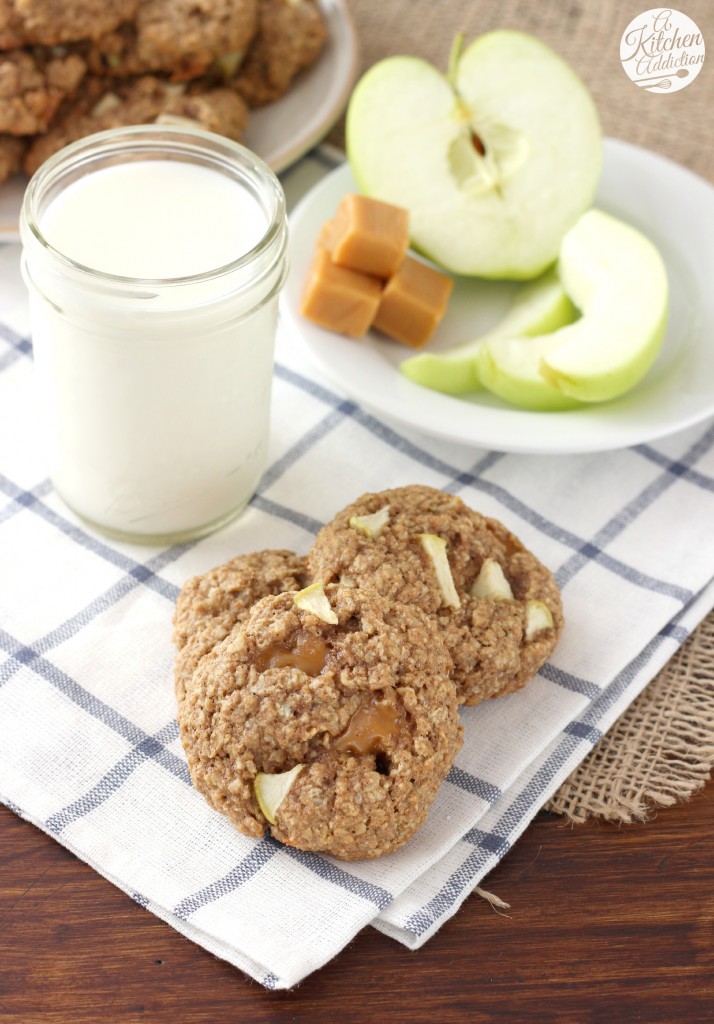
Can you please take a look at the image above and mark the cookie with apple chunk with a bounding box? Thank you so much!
[178,583,462,860]
[308,484,563,705]
[172,549,310,705]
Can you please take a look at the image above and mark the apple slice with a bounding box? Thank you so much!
[538,209,669,402]
[477,209,668,407]
[418,533,461,609]
[254,764,305,825]
[349,505,390,538]
[476,331,584,411]
[470,558,514,600]
[293,583,338,624]
[400,268,578,395]
[525,600,554,640]
[346,31,602,278]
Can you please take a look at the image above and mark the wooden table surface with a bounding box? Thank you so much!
[2,781,712,1023]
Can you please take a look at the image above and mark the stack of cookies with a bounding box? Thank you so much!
[0,0,326,183]
[174,485,564,860]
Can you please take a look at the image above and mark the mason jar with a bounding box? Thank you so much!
[20,124,288,544]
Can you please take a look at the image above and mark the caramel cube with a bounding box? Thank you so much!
[329,194,409,278]
[372,255,453,348]
[316,218,338,252]
[300,248,383,338]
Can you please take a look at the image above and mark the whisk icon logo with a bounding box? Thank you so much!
[620,8,705,92]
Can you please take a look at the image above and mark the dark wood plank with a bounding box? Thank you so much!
[1,780,712,1024]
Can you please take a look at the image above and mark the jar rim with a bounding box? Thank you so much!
[20,124,286,288]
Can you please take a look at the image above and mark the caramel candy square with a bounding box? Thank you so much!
[372,255,453,348]
[329,194,409,278]
[300,248,383,338]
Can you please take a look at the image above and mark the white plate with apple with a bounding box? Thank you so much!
[282,139,714,455]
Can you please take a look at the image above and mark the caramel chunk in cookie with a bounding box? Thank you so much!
[0,49,86,135]
[173,549,310,704]
[178,584,462,860]
[309,485,563,705]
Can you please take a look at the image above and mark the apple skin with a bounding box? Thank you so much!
[539,210,669,403]
[400,268,578,395]
[476,209,669,409]
[346,31,602,279]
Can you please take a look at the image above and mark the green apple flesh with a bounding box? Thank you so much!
[254,765,304,825]
[400,268,578,395]
[346,31,602,278]
[293,582,338,624]
[349,506,390,538]
[418,534,461,609]
[470,558,514,600]
[525,600,554,640]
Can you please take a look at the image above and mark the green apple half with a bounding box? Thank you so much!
[346,31,602,278]
[476,209,669,407]
[400,268,578,395]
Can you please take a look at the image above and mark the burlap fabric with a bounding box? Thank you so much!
[331,0,714,822]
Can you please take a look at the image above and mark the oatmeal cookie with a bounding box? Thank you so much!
[231,0,326,106]
[178,584,462,860]
[0,0,136,48]
[84,0,258,81]
[0,49,86,135]
[0,134,25,183]
[24,74,250,174]
[308,485,563,705]
[173,549,310,704]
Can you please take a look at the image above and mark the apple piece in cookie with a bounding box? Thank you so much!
[470,558,514,601]
[346,31,602,279]
[525,599,554,640]
[254,764,305,825]
[349,505,390,539]
[418,533,461,609]
[400,268,578,395]
[293,582,338,624]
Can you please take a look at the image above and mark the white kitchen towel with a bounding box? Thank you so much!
[2,152,714,990]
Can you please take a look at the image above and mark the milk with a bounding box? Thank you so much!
[21,126,288,542]
[41,161,267,278]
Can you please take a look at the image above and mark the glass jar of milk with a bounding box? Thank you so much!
[20,125,287,544]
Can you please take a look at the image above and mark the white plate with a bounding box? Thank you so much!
[281,138,714,455]
[0,0,358,242]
